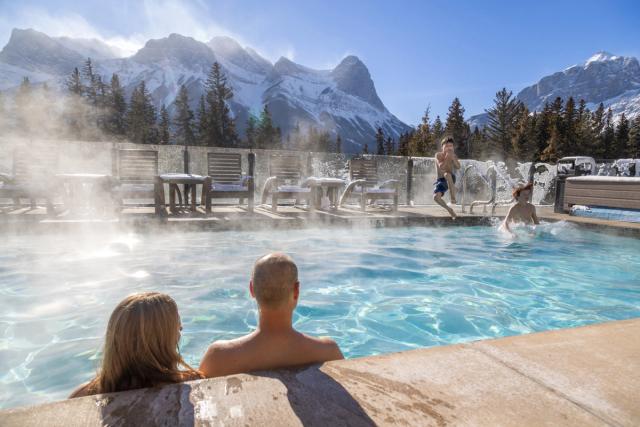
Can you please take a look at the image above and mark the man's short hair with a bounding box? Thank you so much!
[251,253,298,308]
[512,182,533,199]
[441,136,455,147]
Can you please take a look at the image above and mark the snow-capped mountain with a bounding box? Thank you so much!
[468,51,640,128]
[0,28,410,152]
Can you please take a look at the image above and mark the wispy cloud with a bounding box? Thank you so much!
[0,0,294,62]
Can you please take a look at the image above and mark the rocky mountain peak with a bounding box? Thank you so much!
[132,33,215,67]
[208,36,271,74]
[331,55,384,111]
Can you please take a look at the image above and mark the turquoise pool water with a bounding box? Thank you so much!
[1,222,640,409]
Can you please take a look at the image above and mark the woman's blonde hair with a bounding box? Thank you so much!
[86,292,202,394]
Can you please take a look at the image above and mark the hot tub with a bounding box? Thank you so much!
[563,176,640,211]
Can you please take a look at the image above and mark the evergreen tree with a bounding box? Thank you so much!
[398,132,409,156]
[317,131,332,152]
[510,105,531,162]
[539,97,568,161]
[82,58,98,107]
[203,62,238,147]
[363,143,369,154]
[15,77,32,132]
[468,126,487,159]
[173,85,195,146]
[601,108,615,159]
[159,104,170,145]
[410,108,433,156]
[196,95,208,146]
[563,97,578,155]
[375,127,385,155]
[257,105,277,149]
[533,103,552,161]
[126,80,157,144]
[289,122,302,150]
[335,134,342,154]
[66,67,83,95]
[432,115,444,143]
[590,103,606,157]
[485,88,521,159]
[541,127,561,162]
[107,73,127,136]
[245,115,258,149]
[575,99,594,156]
[627,116,640,158]
[614,113,630,158]
[0,91,4,128]
[444,97,469,156]
[384,136,394,155]
[275,126,283,150]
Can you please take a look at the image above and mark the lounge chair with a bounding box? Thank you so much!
[112,149,163,214]
[203,152,254,213]
[261,153,314,212]
[339,158,399,211]
[0,146,59,213]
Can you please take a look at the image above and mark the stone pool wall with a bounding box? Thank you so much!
[0,137,553,205]
[1,318,638,426]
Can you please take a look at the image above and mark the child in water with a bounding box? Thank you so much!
[502,182,540,235]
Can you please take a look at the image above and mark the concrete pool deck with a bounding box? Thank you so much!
[1,318,638,426]
[2,203,640,236]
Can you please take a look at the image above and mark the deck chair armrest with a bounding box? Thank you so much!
[380,179,399,190]
[260,176,278,204]
[0,173,15,184]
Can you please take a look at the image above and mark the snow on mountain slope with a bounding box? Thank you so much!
[517,51,640,115]
[0,28,410,152]
[468,51,640,128]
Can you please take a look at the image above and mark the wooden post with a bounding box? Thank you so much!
[406,158,413,205]
[154,176,165,216]
[190,184,196,212]
[248,151,256,211]
[183,146,190,205]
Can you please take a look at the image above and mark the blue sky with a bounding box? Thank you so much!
[1,0,638,124]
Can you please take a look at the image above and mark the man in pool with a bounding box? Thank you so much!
[502,182,540,234]
[433,136,461,218]
[199,252,344,377]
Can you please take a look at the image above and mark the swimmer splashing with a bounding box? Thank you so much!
[502,182,540,236]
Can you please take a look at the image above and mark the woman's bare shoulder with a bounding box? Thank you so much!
[69,381,95,399]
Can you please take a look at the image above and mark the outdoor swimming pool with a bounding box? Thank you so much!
[1,222,640,409]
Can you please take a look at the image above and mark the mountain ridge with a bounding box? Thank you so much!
[468,51,640,129]
[0,28,410,152]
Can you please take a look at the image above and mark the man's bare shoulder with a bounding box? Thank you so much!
[205,335,252,356]
[299,333,344,361]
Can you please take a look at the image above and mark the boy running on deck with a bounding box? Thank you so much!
[503,182,540,235]
[433,136,461,218]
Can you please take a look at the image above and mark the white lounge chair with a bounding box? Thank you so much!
[261,154,314,212]
[203,152,254,213]
[339,158,399,211]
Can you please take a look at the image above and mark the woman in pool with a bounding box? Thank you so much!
[70,292,202,397]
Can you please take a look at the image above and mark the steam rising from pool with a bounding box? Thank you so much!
[1,222,640,409]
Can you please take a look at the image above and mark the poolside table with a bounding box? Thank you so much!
[305,177,345,210]
[158,173,206,213]
[55,173,113,213]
